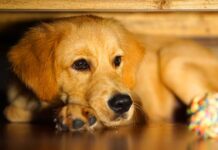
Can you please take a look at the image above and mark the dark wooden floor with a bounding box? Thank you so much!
[0,122,217,150]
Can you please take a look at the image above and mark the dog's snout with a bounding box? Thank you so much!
[108,94,132,114]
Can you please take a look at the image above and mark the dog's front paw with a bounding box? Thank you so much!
[55,104,102,132]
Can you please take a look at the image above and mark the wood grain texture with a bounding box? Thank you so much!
[0,0,218,11]
[1,12,218,37]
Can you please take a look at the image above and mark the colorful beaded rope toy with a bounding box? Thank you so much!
[188,93,218,138]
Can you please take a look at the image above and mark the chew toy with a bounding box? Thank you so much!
[188,93,218,139]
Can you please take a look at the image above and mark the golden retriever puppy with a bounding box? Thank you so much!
[4,15,218,131]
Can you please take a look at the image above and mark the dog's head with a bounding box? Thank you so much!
[8,16,144,127]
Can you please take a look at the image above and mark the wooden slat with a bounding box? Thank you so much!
[0,0,218,11]
[1,12,218,37]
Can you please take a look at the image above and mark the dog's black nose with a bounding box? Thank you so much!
[108,94,132,114]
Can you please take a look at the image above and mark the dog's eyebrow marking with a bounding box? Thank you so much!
[111,48,124,56]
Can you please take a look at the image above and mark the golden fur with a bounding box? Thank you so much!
[4,15,218,131]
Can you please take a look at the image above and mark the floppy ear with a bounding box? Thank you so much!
[121,33,145,89]
[8,24,62,102]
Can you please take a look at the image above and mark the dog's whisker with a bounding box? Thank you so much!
[132,102,146,127]
[133,102,142,108]
[133,103,143,114]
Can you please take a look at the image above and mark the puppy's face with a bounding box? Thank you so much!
[9,16,144,127]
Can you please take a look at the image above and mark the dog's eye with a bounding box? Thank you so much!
[72,59,90,71]
[113,56,122,67]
